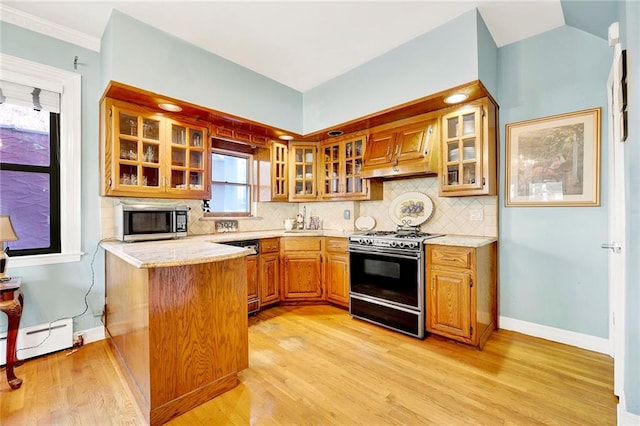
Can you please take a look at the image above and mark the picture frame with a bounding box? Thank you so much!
[505,108,601,207]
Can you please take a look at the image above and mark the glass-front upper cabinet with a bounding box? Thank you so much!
[271,142,288,201]
[167,121,207,196]
[344,137,365,195]
[320,136,367,199]
[438,97,497,197]
[101,97,210,199]
[289,143,317,200]
[113,106,164,196]
[440,105,483,193]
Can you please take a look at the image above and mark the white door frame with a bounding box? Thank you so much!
[605,24,626,402]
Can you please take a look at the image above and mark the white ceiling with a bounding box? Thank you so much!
[2,1,565,92]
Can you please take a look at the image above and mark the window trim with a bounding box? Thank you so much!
[1,53,82,267]
[209,148,253,217]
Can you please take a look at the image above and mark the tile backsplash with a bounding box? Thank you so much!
[100,176,497,240]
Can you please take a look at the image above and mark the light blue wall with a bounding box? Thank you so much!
[101,11,303,134]
[620,0,640,415]
[0,23,104,333]
[476,11,498,98]
[497,26,610,337]
[302,9,480,134]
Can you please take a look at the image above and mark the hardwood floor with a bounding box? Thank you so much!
[1,305,616,425]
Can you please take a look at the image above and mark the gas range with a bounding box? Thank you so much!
[348,227,442,251]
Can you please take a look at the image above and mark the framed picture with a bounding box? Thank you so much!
[505,108,601,207]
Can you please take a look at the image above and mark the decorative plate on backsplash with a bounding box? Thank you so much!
[355,215,376,231]
[388,192,434,227]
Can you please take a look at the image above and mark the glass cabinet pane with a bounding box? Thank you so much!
[142,118,160,140]
[462,113,475,135]
[172,125,186,145]
[189,172,203,190]
[190,129,203,147]
[447,117,459,139]
[171,170,186,188]
[119,113,138,136]
[172,149,186,167]
[142,167,159,187]
[120,140,138,160]
[142,143,159,163]
[190,151,203,169]
[119,164,138,185]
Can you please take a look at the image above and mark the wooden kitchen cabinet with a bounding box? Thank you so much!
[319,135,382,201]
[100,98,210,199]
[271,142,289,201]
[259,238,280,307]
[425,242,497,349]
[289,143,318,201]
[362,114,439,179]
[281,237,323,301]
[439,97,497,197]
[324,237,349,307]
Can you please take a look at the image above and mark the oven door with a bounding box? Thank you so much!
[349,246,423,310]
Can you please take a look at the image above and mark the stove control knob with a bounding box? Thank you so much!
[365,238,372,245]
[397,241,405,248]
[407,242,416,249]
[390,241,397,247]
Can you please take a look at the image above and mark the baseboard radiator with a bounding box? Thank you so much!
[0,318,73,365]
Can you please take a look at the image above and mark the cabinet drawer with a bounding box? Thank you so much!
[260,238,280,254]
[429,246,473,269]
[281,237,322,252]
[325,237,348,252]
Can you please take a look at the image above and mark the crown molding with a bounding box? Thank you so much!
[0,4,100,52]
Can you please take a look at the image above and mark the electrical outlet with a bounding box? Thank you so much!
[469,207,483,221]
[343,209,351,220]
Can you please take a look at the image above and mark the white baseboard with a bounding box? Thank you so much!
[618,394,640,425]
[76,326,106,345]
[499,316,611,355]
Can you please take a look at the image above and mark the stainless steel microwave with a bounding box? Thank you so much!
[114,204,188,242]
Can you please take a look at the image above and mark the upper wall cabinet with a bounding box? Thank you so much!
[100,98,210,199]
[289,142,319,201]
[319,134,382,201]
[361,114,439,179]
[439,97,497,197]
[256,141,289,202]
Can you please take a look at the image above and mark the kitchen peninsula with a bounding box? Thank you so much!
[101,240,251,426]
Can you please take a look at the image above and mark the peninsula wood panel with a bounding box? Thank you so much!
[105,253,248,425]
[105,253,151,404]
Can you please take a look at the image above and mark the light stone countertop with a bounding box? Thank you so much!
[101,239,252,268]
[426,235,497,248]
[102,230,496,268]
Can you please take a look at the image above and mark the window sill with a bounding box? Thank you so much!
[9,252,83,268]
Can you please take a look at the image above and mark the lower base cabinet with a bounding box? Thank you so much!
[281,237,324,301]
[425,242,497,349]
[325,237,349,307]
[259,238,280,307]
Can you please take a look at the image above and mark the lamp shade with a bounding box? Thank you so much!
[0,215,18,242]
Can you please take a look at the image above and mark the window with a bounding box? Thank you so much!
[0,87,61,255]
[210,149,252,216]
[0,53,81,267]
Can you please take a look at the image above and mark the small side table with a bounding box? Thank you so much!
[0,276,23,389]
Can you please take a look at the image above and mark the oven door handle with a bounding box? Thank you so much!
[348,246,421,260]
